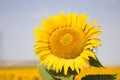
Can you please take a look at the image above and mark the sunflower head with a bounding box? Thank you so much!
[33,11,102,75]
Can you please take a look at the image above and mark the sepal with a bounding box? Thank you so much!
[88,55,104,68]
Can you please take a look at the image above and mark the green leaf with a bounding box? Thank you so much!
[60,75,74,80]
[88,56,104,68]
[81,74,117,80]
[39,66,75,80]
[39,65,55,80]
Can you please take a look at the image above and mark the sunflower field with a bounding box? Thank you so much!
[0,67,42,80]
[0,67,120,80]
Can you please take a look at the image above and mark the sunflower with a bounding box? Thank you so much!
[33,11,102,75]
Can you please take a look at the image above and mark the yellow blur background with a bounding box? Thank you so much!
[0,61,120,80]
[0,61,42,80]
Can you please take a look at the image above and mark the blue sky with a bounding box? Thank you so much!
[0,0,120,66]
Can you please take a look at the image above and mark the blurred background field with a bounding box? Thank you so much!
[0,0,120,66]
[0,61,120,80]
[0,61,42,80]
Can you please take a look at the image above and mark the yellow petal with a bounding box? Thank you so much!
[87,31,102,38]
[66,12,71,27]
[33,28,41,33]
[64,60,69,75]
[55,59,60,73]
[40,58,48,66]
[47,61,53,71]
[46,55,58,71]
[85,43,101,49]
[50,16,60,28]
[47,16,58,29]
[59,59,65,72]
[74,57,85,71]
[68,59,74,71]
[84,49,96,59]
[60,11,66,27]
[76,14,89,29]
[53,57,59,72]
[52,15,65,28]
[81,51,89,60]
[71,13,78,27]
[83,58,91,67]
[78,57,85,69]
[34,47,49,54]
[74,59,80,73]
[34,42,49,48]
[42,19,55,34]
[33,29,49,42]
[38,50,50,58]
[41,54,54,67]
[47,55,57,70]
[63,59,74,74]
[87,38,101,44]
[85,20,99,33]
[55,58,66,73]
[86,26,100,36]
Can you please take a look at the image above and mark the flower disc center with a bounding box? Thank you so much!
[49,28,85,59]
[60,34,73,46]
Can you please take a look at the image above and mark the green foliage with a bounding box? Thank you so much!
[88,56,104,68]
[39,65,74,80]
[39,65,54,80]
[81,74,117,80]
